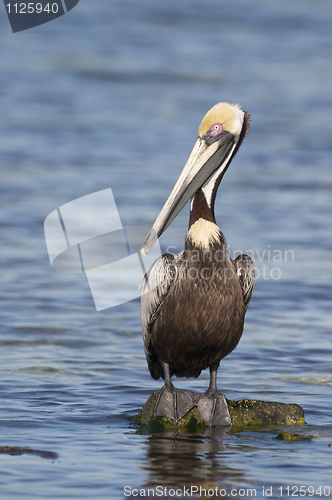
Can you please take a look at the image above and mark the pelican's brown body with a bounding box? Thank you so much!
[140,102,255,425]
[147,201,246,380]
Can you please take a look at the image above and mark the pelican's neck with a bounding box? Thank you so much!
[189,188,216,227]
[186,188,224,251]
[186,109,249,252]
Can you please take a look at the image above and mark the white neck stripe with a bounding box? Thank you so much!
[201,145,236,207]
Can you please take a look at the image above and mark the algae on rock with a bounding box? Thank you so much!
[227,399,305,428]
[135,390,305,430]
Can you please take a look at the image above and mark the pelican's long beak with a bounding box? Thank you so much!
[141,130,237,256]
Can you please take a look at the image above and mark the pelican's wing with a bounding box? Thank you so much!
[234,254,255,311]
[140,252,181,379]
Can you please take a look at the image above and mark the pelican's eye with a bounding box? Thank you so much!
[210,123,223,137]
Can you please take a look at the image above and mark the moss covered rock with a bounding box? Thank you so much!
[227,399,305,428]
[275,431,315,442]
[135,390,305,430]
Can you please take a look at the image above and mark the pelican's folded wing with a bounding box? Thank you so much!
[234,254,255,311]
[140,252,182,379]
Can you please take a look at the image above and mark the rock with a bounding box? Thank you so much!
[227,399,305,428]
[0,446,57,459]
[135,390,305,430]
[275,431,316,442]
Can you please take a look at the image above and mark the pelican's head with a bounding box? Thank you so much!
[141,102,249,256]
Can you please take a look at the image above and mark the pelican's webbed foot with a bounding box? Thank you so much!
[196,390,231,426]
[196,363,231,427]
[153,385,196,423]
[153,362,196,423]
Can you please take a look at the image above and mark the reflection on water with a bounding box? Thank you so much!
[140,429,240,490]
[132,425,332,498]
[0,0,331,497]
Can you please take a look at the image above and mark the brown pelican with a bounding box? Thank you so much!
[140,102,255,426]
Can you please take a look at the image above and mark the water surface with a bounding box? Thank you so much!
[0,0,331,498]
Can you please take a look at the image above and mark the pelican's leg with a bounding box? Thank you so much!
[207,363,218,395]
[163,362,173,390]
[196,364,231,427]
[153,363,196,423]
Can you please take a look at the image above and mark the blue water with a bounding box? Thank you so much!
[0,1,332,498]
